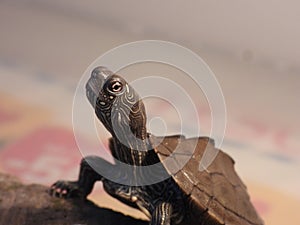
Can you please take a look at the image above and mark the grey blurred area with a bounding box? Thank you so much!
[1,0,300,72]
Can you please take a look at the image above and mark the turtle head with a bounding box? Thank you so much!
[86,66,147,141]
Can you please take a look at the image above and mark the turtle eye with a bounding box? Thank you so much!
[110,81,123,93]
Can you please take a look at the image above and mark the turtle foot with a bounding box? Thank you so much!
[50,180,84,199]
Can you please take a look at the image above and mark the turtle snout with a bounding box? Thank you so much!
[91,66,114,80]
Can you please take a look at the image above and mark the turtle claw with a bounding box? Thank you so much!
[50,180,84,199]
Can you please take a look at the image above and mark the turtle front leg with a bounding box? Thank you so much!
[50,156,114,198]
[151,202,173,225]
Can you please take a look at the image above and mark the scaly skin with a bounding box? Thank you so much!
[50,67,190,225]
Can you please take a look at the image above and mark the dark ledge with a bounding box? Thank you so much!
[0,173,148,225]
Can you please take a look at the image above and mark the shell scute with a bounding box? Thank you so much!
[150,135,264,225]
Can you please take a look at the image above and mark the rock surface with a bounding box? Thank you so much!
[0,173,147,225]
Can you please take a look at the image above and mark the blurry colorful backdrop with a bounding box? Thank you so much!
[0,1,299,224]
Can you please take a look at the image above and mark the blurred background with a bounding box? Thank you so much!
[0,1,299,224]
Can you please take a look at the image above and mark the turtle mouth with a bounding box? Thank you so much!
[86,78,102,108]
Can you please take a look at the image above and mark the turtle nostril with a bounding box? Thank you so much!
[91,71,97,79]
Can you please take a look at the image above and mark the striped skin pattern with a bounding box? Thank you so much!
[50,67,264,225]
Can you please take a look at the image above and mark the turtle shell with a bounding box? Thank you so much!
[150,135,264,225]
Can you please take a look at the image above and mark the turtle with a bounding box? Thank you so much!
[50,66,264,225]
